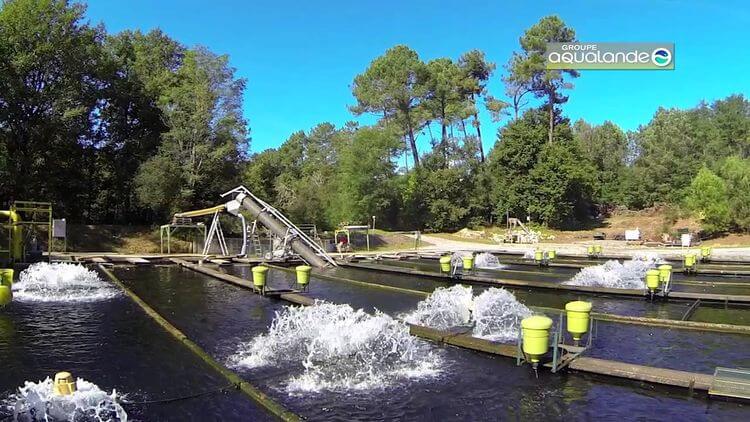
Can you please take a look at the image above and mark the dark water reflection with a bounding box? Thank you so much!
[0,268,272,421]
[108,265,748,420]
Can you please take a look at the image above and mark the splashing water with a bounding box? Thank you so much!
[403,285,474,329]
[403,286,531,342]
[472,289,532,342]
[522,250,536,259]
[3,377,127,421]
[14,263,119,302]
[229,302,441,392]
[474,252,504,269]
[564,254,662,289]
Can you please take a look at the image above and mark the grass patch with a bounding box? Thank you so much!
[427,232,497,245]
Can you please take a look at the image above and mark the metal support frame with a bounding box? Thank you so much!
[2,201,53,263]
[238,213,247,256]
[334,227,370,252]
[160,222,206,254]
[203,210,229,256]
[516,312,595,373]
[221,186,336,267]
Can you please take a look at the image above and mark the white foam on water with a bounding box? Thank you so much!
[14,263,119,302]
[3,377,127,421]
[403,286,531,343]
[522,250,535,259]
[563,253,662,289]
[474,252,504,269]
[228,301,442,393]
[403,285,474,329]
[472,289,532,342]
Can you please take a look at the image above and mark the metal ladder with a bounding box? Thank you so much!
[248,220,263,256]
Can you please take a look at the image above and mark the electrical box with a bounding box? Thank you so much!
[53,218,66,238]
[624,229,640,241]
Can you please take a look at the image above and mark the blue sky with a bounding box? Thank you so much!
[85,0,750,154]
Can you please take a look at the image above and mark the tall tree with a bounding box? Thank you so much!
[684,167,731,234]
[424,58,464,166]
[458,50,497,162]
[719,156,750,231]
[630,107,711,207]
[573,120,628,205]
[351,45,428,167]
[274,124,339,227]
[708,94,750,160]
[93,29,184,222]
[135,47,249,216]
[502,54,533,120]
[0,0,104,218]
[332,126,401,226]
[487,108,594,226]
[507,16,578,143]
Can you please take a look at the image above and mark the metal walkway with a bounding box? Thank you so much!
[710,367,750,400]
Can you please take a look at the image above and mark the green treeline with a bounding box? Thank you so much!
[0,0,247,223]
[1,1,749,234]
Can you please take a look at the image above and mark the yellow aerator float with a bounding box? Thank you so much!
[534,250,554,266]
[658,264,673,294]
[587,245,603,258]
[0,285,11,307]
[251,265,269,294]
[53,372,77,396]
[565,301,592,343]
[518,307,594,373]
[439,256,452,273]
[700,246,712,262]
[462,254,474,272]
[684,253,697,274]
[521,315,553,366]
[0,269,12,286]
[296,265,311,290]
[0,268,12,307]
[645,269,661,300]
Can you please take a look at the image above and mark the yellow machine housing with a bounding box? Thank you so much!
[565,301,592,341]
[521,315,553,363]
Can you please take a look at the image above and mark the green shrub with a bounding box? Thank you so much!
[684,167,731,234]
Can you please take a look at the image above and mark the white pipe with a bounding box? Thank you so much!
[238,213,247,257]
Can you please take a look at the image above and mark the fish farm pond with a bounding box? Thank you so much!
[1,252,750,420]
